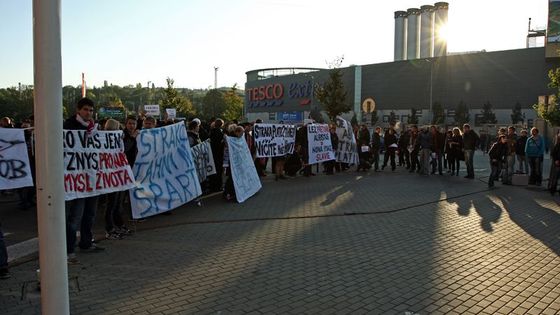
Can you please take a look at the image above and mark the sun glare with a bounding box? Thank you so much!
[436,23,448,42]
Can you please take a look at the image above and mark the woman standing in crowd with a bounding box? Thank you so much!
[447,127,463,176]
[525,127,545,186]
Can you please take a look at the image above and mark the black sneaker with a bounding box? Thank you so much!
[0,268,11,279]
[80,244,105,253]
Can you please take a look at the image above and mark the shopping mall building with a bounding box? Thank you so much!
[244,2,560,130]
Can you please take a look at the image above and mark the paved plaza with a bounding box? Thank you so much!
[1,152,559,314]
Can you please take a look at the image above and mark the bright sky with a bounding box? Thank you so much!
[0,0,549,89]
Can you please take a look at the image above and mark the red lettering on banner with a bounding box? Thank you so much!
[95,169,132,190]
[64,173,93,192]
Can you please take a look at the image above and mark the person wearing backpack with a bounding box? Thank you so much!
[488,135,508,188]
[525,127,545,185]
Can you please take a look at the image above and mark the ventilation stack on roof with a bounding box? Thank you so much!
[406,8,421,60]
[420,5,435,58]
[394,11,408,61]
[434,2,449,57]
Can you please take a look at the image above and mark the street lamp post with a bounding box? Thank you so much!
[425,59,434,125]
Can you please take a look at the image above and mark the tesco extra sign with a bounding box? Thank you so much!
[247,84,284,101]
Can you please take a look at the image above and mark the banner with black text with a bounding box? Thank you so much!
[253,123,296,158]
[192,140,216,182]
[0,128,33,190]
[63,130,135,200]
[335,116,358,164]
[307,124,335,164]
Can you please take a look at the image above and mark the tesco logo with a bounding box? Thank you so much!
[247,84,284,101]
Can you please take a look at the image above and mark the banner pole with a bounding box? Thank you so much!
[32,0,70,314]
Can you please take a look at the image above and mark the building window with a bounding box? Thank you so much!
[268,112,276,121]
[401,115,409,122]
[382,115,389,122]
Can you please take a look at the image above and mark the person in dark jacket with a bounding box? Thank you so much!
[123,116,138,167]
[447,127,463,176]
[462,124,480,179]
[64,98,104,264]
[430,126,445,175]
[371,127,382,171]
[187,119,202,147]
[382,127,398,171]
[418,126,432,175]
[398,128,411,169]
[357,124,371,172]
[208,119,225,192]
[549,134,560,194]
[409,125,420,173]
[325,124,339,175]
[515,129,529,174]
[488,135,508,187]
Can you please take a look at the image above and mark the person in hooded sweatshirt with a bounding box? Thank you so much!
[525,127,545,186]
[488,135,508,188]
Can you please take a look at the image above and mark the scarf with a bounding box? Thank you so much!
[76,114,95,134]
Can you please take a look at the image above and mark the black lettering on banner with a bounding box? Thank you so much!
[0,159,28,179]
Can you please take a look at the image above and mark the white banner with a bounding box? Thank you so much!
[226,136,261,203]
[166,108,177,119]
[0,128,33,190]
[335,116,358,164]
[63,130,135,201]
[307,124,335,164]
[130,123,201,218]
[192,140,216,182]
[253,123,296,158]
[144,104,160,116]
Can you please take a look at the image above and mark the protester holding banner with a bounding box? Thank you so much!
[325,124,339,175]
[123,116,138,168]
[208,119,225,192]
[187,119,202,147]
[103,119,129,240]
[0,224,9,279]
[64,98,104,264]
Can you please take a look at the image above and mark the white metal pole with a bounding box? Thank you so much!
[32,0,70,314]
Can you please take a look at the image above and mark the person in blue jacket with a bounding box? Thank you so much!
[525,127,545,185]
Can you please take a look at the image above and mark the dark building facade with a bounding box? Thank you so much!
[245,47,560,127]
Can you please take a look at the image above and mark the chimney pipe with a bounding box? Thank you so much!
[434,2,449,57]
[394,11,408,61]
[420,5,435,58]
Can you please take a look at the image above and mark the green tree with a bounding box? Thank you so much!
[202,89,226,120]
[223,85,244,122]
[431,102,445,125]
[534,67,560,126]
[370,110,379,125]
[160,77,195,118]
[511,102,524,124]
[480,101,497,124]
[454,100,470,126]
[408,108,419,125]
[315,63,350,122]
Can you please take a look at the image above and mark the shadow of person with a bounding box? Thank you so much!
[472,195,503,232]
[498,193,560,256]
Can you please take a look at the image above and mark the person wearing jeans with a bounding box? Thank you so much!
[516,129,529,174]
[503,126,517,185]
[525,127,545,186]
[462,124,480,179]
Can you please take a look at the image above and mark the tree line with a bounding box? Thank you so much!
[0,77,244,123]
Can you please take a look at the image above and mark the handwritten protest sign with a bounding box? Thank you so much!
[0,128,33,190]
[192,140,216,182]
[166,108,177,120]
[335,116,358,164]
[63,130,135,201]
[226,136,261,203]
[253,123,296,158]
[144,104,160,116]
[307,124,335,165]
[130,123,201,218]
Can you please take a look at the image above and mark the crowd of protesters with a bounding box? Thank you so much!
[0,97,558,276]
